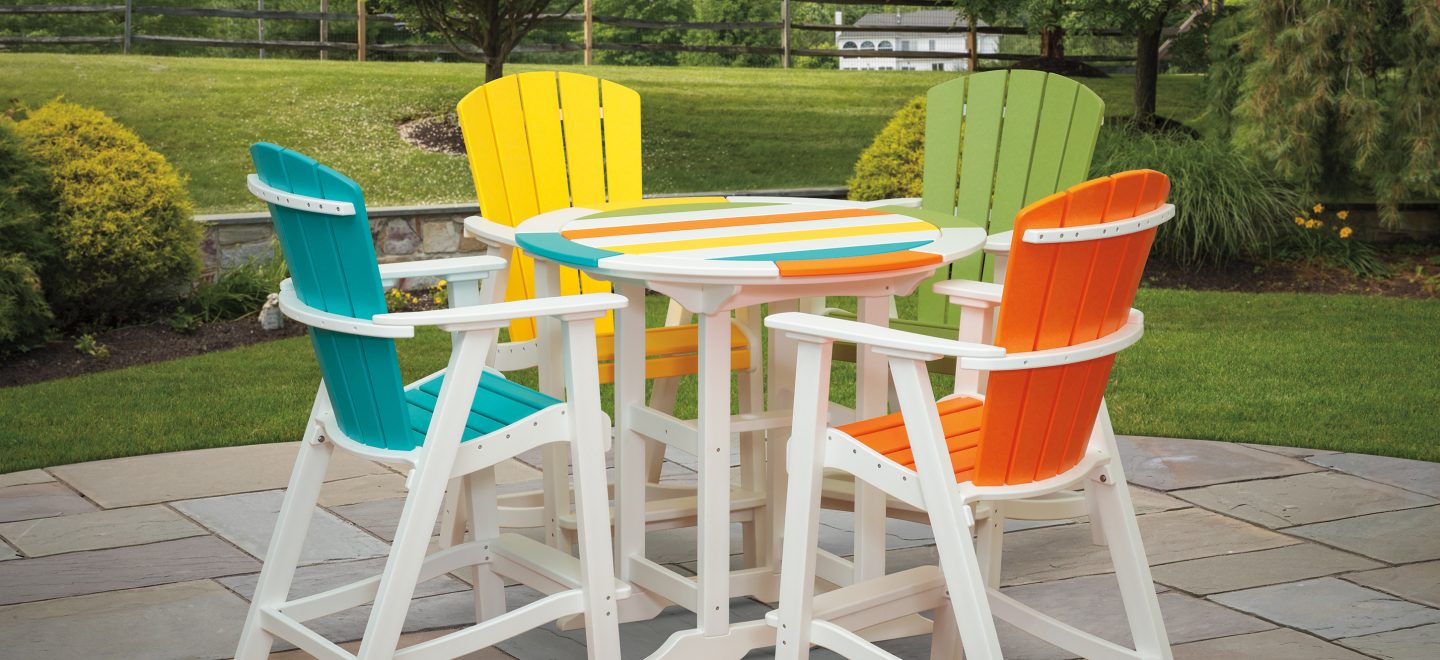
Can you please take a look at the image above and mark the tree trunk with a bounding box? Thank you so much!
[485,56,504,82]
[1040,25,1065,60]
[1134,23,1162,128]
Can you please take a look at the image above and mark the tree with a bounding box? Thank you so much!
[680,0,780,67]
[380,0,581,81]
[1092,0,1192,128]
[593,0,691,66]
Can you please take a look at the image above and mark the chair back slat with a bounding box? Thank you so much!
[457,72,640,341]
[973,170,1170,486]
[250,143,414,451]
[912,71,1104,328]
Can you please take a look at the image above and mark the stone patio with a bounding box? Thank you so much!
[1,436,1437,659]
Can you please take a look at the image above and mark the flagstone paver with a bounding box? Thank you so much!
[0,504,205,556]
[174,489,389,565]
[0,468,54,488]
[0,580,249,660]
[0,480,98,522]
[1308,452,1440,498]
[1210,577,1440,640]
[1343,560,1440,608]
[1172,471,1437,528]
[1116,435,1322,491]
[1171,628,1370,660]
[268,628,518,659]
[1151,543,1382,596]
[331,496,440,543]
[49,442,392,508]
[318,472,411,507]
[1243,444,1339,460]
[0,545,17,560]
[0,535,257,605]
[1336,621,1440,659]
[1288,505,1440,564]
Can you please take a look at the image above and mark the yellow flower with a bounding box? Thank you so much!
[1313,203,1325,214]
[1304,219,1317,229]
[1339,227,1353,239]
[1336,210,1350,221]
[437,279,447,288]
[1294,217,1305,225]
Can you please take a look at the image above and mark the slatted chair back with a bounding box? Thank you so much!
[973,170,1169,487]
[914,70,1104,329]
[457,71,645,342]
[250,143,415,452]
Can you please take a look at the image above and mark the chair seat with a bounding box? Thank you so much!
[835,396,984,482]
[405,372,561,444]
[594,321,752,384]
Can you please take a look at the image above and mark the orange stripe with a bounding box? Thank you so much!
[776,250,942,277]
[560,208,889,239]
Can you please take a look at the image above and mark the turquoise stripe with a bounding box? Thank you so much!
[717,240,933,262]
[517,232,620,268]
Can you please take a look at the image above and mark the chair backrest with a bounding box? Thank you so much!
[250,143,416,452]
[456,71,642,341]
[972,170,1170,487]
[914,70,1104,329]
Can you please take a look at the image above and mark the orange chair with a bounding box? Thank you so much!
[766,170,1175,660]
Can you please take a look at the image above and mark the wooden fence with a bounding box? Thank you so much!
[0,0,1141,67]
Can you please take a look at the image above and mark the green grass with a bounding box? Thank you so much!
[0,53,1207,212]
[2,289,1436,474]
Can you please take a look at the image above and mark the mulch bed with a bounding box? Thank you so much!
[399,113,465,156]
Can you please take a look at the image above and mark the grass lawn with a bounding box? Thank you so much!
[0,53,1208,212]
[2,289,1436,474]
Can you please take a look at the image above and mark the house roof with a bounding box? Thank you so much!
[836,10,984,40]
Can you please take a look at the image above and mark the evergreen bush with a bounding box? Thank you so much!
[0,120,57,353]
[847,96,927,203]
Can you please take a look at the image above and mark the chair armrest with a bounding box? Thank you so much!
[378,255,506,287]
[933,280,1003,308]
[959,311,1144,372]
[984,231,1012,256]
[277,280,414,339]
[373,293,627,331]
[462,215,516,248]
[856,197,922,209]
[765,312,1003,361]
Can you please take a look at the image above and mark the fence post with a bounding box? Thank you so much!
[320,0,329,60]
[123,0,132,54]
[257,0,265,59]
[583,0,593,65]
[781,0,791,68]
[966,13,978,72]
[356,0,366,61]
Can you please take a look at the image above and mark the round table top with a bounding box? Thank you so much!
[515,199,983,283]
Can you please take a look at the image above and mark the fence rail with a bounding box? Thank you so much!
[0,2,1141,67]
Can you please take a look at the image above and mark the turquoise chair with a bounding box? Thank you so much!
[234,144,625,660]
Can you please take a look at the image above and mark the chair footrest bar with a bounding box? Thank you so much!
[811,566,947,632]
[280,541,485,622]
[492,533,633,599]
[393,590,586,660]
[259,608,354,660]
[988,589,1144,660]
[556,488,766,531]
[810,619,906,660]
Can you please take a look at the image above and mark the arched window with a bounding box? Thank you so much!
[877,40,893,50]
[842,41,857,49]
[860,40,874,49]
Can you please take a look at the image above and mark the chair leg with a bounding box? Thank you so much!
[466,467,507,622]
[1086,482,1109,547]
[235,423,334,660]
[929,598,965,660]
[1093,462,1172,660]
[975,503,1005,590]
[931,511,1004,660]
[737,306,766,569]
[646,375,681,484]
[439,476,469,550]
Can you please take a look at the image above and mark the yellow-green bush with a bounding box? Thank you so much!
[17,101,199,326]
[848,96,927,202]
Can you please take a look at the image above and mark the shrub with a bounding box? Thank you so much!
[0,254,54,354]
[0,119,57,269]
[16,100,200,327]
[848,96,927,202]
[1090,126,1303,265]
[183,245,287,323]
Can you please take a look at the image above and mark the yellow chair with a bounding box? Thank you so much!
[449,71,763,554]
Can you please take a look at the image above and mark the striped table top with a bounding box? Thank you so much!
[515,200,975,280]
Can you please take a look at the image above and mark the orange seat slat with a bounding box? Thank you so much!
[837,398,986,480]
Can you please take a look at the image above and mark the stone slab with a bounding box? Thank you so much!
[1172,628,1370,660]
[0,481,98,522]
[1000,507,1299,586]
[331,496,437,543]
[0,545,16,560]
[1243,443,1339,459]
[1288,505,1440,564]
[0,535,258,605]
[220,555,467,602]
[1116,435,1321,491]
[174,489,389,565]
[1337,621,1440,659]
[0,504,205,556]
[1308,452,1440,498]
[1210,577,1440,639]
[1172,471,1437,528]
[1151,543,1381,596]
[319,472,410,507]
[269,628,516,659]
[815,509,937,556]
[0,469,54,488]
[1344,560,1440,608]
[50,441,391,508]
[0,580,249,660]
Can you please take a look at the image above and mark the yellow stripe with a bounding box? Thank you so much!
[606,221,938,255]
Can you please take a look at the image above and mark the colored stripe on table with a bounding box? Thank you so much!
[562,206,888,239]
[718,240,933,262]
[597,221,938,256]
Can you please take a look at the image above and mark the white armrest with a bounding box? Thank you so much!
[857,197,922,209]
[765,312,1003,361]
[462,215,516,248]
[378,255,506,286]
[960,311,1144,372]
[374,293,627,330]
[985,231,1012,256]
[933,280,1003,307]
[277,280,414,339]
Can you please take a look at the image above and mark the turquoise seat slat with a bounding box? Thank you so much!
[404,373,560,444]
[405,388,507,437]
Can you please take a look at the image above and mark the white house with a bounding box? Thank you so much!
[835,10,1000,72]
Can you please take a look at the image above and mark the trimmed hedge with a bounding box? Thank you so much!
[0,120,56,354]
[16,100,200,327]
[848,96,927,202]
